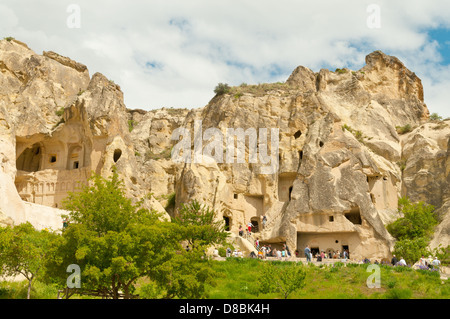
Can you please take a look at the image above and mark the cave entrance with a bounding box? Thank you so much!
[223,216,231,231]
[250,217,259,233]
[16,143,42,172]
[344,207,362,225]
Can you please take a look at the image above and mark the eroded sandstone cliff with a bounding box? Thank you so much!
[1,38,448,261]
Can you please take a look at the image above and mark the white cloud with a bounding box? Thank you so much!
[1,0,450,117]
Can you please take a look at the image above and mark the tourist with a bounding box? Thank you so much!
[320,251,325,260]
[398,257,407,266]
[391,254,398,266]
[432,257,441,270]
[316,253,322,262]
[62,217,69,229]
[305,245,311,262]
[238,225,244,237]
[261,215,267,229]
[226,247,232,257]
[258,249,264,259]
[255,238,260,249]
[427,255,433,269]
[283,243,291,258]
[247,221,253,236]
[261,245,267,259]
[277,249,282,260]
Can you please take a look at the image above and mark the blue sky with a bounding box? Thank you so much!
[1,0,449,118]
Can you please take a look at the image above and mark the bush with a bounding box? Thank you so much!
[429,113,442,121]
[128,119,137,132]
[387,197,438,265]
[335,68,347,74]
[396,124,412,134]
[55,107,64,117]
[387,198,437,240]
[214,83,231,96]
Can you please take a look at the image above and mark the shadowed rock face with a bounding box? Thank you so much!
[1,39,448,261]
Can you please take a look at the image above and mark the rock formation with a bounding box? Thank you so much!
[1,38,449,262]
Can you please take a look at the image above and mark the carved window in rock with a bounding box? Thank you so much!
[68,145,82,170]
[113,149,122,163]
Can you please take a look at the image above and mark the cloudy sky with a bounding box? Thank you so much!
[1,0,450,117]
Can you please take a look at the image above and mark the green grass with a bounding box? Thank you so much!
[2,259,448,299]
[0,280,58,299]
[205,259,450,299]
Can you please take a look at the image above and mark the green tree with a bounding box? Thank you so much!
[387,197,437,240]
[387,197,439,264]
[62,168,160,235]
[0,222,57,299]
[45,169,178,298]
[149,248,216,299]
[47,169,215,299]
[173,200,228,250]
[259,262,306,299]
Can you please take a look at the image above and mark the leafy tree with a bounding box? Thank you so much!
[259,262,306,299]
[45,169,177,298]
[0,222,57,299]
[47,169,215,299]
[62,168,160,236]
[387,197,438,240]
[149,248,216,299]
[387,197,439,264]
[173,200,228,250]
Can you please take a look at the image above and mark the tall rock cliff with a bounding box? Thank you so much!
[1,39,448,261]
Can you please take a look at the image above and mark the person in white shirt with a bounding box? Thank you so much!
[432,257,441,269]
[398,257,407,266]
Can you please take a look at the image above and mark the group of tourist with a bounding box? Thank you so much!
[238,216,268,237]
[389,254,441,269]
[303,245,349,262]
[253,243,292,260]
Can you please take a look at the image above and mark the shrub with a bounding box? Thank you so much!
[429,113,442,121]
[55,107,64,117]
[397,159,407,171]
[387,197,438,264]
[165,192,176,211]
[128,119,136,132]
[387,198,437,240]
[214,83,231,96]
[396,124,412,134]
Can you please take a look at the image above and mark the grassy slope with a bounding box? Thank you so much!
[206,258,450,299]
